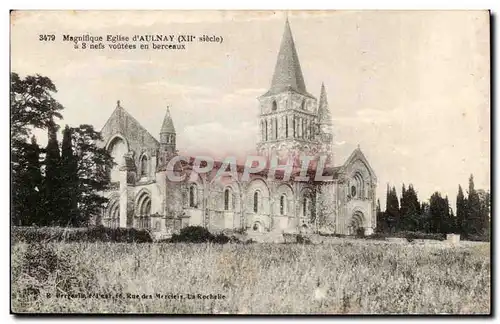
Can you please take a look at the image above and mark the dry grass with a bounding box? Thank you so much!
[11,240,490,314]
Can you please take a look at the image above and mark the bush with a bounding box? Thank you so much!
[355,227,365,238]
[296,234,312,244]
[466,234,490,242]
[318,232,347,238]
[11,226,153,244]
[365,232,387,241]
[168,226,235,244]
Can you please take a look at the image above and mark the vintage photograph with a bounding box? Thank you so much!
[10,10,490,314]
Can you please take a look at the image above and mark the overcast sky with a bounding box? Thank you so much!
[11,10,490,209]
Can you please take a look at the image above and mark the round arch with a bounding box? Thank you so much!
[104,195,120,228]
[135,189,152,229]
[105,134,129,152]
[106,134,129,183]
[276,183,294,216]
[348,209,366,235]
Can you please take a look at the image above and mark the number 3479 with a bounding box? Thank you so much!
[39,34,55,41]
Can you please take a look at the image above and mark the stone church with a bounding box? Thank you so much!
[98,19,378,236]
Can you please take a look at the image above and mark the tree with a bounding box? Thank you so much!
[11,72,63,141]
[429,192,453,234]
[41,121,62,225]
[477,189,491,238]
[11,136,42,225]
[456,185,467,236]
[375,199,387,233]
[401,184,421,232]
[400,183,408,218]
[385,185,400,233]
[60,125,79,226]
[69,124,114,226]
[420,202,431,232]
[11,72,64,226]
[466,174,482,236]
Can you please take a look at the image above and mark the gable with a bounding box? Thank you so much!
[341,148,377,182]
[100,106,160,162]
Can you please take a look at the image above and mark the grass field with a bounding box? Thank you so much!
[11,240,490,314]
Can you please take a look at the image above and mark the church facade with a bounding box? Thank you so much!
[98,19,378,236]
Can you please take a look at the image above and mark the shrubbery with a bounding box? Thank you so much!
[466,234,490,242]
[368,231,446,242]
[396,231,446,241]
[168,226,237,244]
[11,226,153,244]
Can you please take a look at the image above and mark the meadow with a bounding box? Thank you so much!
[11,239,490,314]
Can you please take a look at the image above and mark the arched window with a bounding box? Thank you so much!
[140,155,148,177]
[352,172,364,199]
[301,99,306,110]
[107,136,127,183]
[280,194,286,215]
[272,100,277,111]
[253,191,259,213]
[189,184,197,207]
[275,118,278,139]
[135,193,151,229]
[224,188,231,211]
[105,199,120,228]
[303,196,312,218]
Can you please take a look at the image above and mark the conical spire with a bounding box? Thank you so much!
[160,106,175,133]
[318,83,332,125]
[268,18,308,96]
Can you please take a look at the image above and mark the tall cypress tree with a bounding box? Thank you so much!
[429,192,446,233]
[384,186,400,233]
[477,189,490,239]
[25,136,42,225]
[42,120,61,225]
[376,198,386,233]
[456,185,467,236]
[443,195,454,233]
[60,125,79,226]
[467,174,482,236]
[12,136,42,225]
[403,184,420,231]
[400,184,408,230]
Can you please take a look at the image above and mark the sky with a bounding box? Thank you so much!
[10,10,490,210]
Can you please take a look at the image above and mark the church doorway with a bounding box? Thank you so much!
[348,210,364,236]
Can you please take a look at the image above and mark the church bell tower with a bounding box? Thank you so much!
[160,106,176,155]
[257,18,321,160]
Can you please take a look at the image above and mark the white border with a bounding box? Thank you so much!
[2,1,497,323]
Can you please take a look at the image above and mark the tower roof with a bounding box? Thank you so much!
[318,83,332,125]
[263,18,313,98]
[160,106,175,133]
